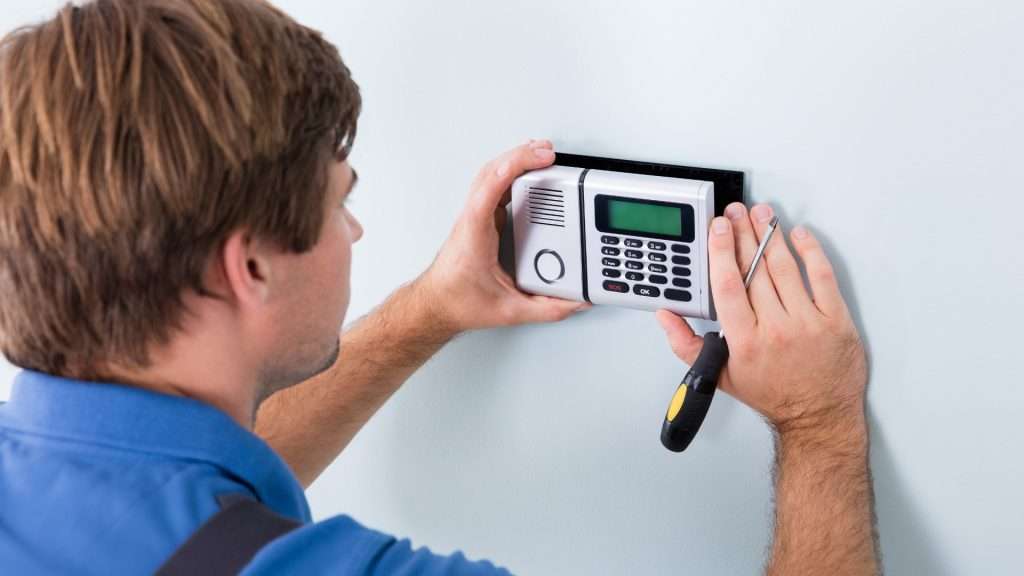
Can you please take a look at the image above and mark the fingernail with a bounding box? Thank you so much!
[793,225,809,239]
[533,147,554,159]
[751,204,774,223]
[496,161,510,177]
[528,139,549,149]
[724,203,745,221]
[712,217,731,235]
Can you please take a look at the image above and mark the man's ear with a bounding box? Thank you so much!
[220,230,272,307]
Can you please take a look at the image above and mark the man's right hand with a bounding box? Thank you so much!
[656,202,867,435]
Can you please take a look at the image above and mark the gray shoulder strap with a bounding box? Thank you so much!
[156,494,302,576]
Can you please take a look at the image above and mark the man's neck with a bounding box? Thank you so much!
[102,331,258,429]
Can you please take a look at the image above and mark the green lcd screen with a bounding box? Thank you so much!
[607,199,682,237]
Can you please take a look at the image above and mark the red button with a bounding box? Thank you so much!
[603,280,628,293]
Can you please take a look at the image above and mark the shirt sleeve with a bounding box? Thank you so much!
[368,536,512,576]
[242,513,513,576]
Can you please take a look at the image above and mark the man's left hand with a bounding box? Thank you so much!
[415,140,590,334]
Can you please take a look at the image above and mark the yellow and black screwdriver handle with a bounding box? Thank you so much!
[660,332,730,452]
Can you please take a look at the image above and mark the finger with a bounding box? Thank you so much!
[749,209,817,318]
[468,141,555,227]
[499,140,551,207]
[707,217,756,334]
[494,204,508,234]
[725,203,785,319]
[789,226,847,318]
[656,309,703,364]
[513,294,589,324]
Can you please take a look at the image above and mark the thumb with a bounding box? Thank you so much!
[655,309,703,365]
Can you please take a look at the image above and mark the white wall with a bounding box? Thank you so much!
[3,1,1023,574]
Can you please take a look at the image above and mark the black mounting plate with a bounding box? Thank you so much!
[554,152,745,217]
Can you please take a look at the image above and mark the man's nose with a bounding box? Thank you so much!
[350,213,364,243]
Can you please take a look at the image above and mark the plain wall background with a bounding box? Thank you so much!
[2,1,1022,574]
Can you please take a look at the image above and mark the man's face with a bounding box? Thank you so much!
[258,161,362,395]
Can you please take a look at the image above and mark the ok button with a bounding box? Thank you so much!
[632,284,661,298]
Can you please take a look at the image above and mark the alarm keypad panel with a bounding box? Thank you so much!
[511,160,724,320]
[598,234,693,302]
[583,168,713,318]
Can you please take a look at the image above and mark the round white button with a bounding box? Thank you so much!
[534,249,565,284]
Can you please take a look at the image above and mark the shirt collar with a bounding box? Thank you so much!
[0,370,311,522]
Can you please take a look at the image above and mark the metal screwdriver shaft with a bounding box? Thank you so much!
[720,215,779,341]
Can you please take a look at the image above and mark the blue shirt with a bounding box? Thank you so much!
[0,371,511,575]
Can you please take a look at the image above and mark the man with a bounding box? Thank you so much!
[0,0,878,574]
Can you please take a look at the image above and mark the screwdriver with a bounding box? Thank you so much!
[661,215,779,452]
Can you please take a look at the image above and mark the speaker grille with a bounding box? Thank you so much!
[527,187,565,228]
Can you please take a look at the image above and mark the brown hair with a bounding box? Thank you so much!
[0,0,360,378]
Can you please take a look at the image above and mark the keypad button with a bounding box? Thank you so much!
[624,238,643,248]
[603,280,628,293]
[665,289,692,302]
[649,253,667,262]
[649,275,667,285]
[633,284,661,298]
[648,241,666,251]
[602,236,620,245]
[649,263,667,273]
[625,261,644,270]
[671,244,691,254]
[601,246,620,256]
[672,278,692,288]
[602,257,621,267]
[625,271,644,282]
[625,249,643,259]
[602,268,621,278]
[672,255,691,265]
[672,266,691,277]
